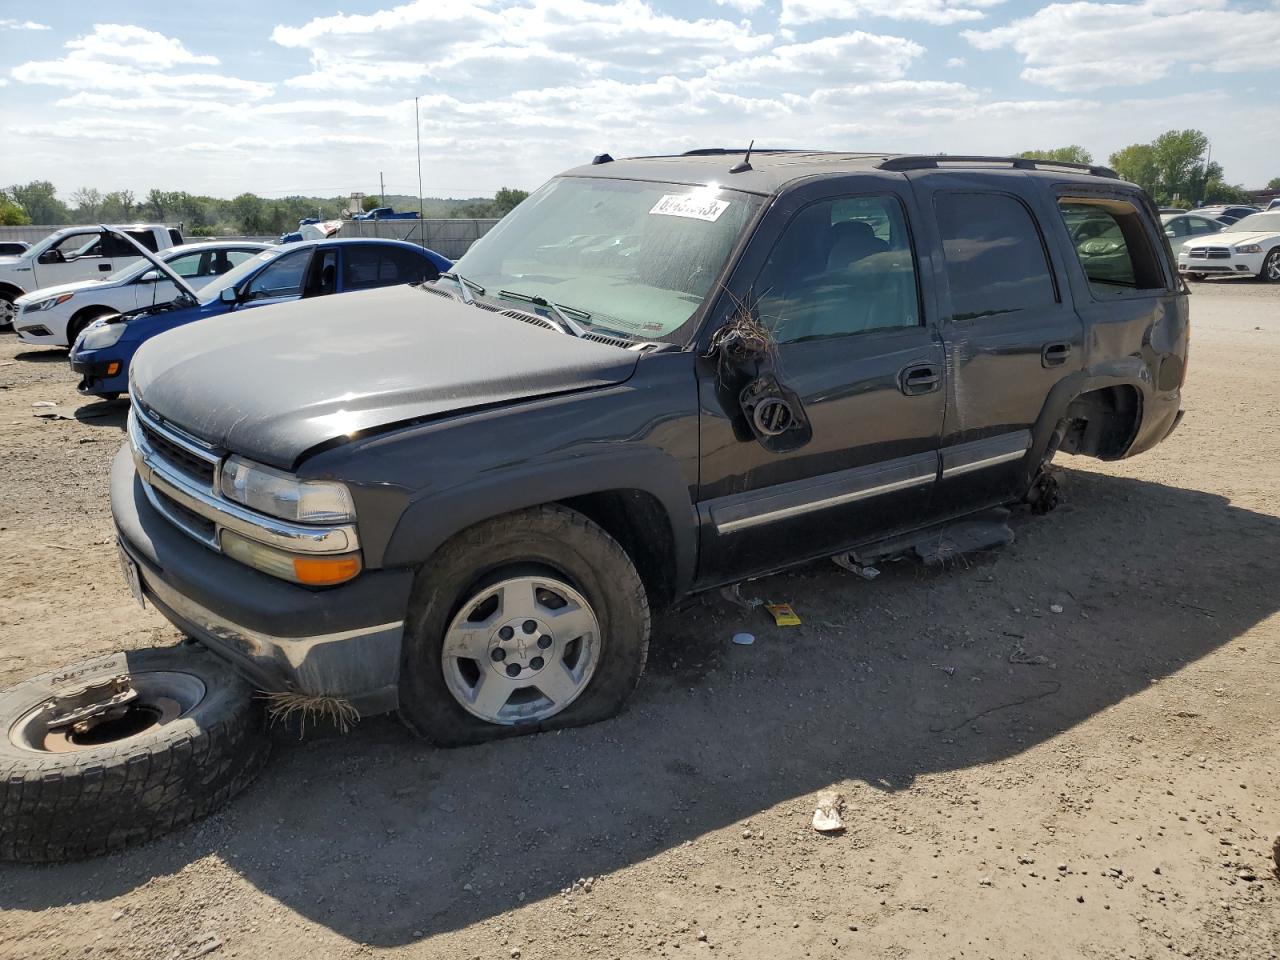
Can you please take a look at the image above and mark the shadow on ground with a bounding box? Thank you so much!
[2,467,1277,944]
[12,349,68,364]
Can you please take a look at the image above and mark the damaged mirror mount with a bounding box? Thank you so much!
[705,293,812,453]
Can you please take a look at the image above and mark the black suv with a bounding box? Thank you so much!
[113,151,1187,745]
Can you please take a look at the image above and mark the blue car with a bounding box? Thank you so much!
[70,236,451,400]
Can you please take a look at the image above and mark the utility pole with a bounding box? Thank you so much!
[415,97,425,247]
[379,172,386,208]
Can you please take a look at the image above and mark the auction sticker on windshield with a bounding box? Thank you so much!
[649,194,730,222]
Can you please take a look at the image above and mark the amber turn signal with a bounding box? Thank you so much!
[292,554,363,586]
[106,362,120,376]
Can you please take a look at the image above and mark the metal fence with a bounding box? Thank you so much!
[0,219,501,260]
[336,219,500,260]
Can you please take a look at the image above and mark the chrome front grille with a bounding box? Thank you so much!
[1186,247,1230,260]
[127,404,359,557]
[134,403,220,494]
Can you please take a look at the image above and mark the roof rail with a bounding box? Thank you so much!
[877,155,1119,179]
[679,147,798,157]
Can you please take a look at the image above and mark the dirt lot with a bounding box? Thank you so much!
[0,279,1277,960]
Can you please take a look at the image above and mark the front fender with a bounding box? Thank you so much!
[382,444,698,594]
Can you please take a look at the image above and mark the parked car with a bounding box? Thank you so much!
[69,236,451,400]
[0,225,183,328]
[1160,211,1226,258]
[1194,204,1260,224]
[13,241,269,348]
[351,206,420,221]
[0,241,30,257]
[1267,198,1280,211]
[1177,211,1280,281]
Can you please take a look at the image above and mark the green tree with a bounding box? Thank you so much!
[361,195,380,212]
[6,181,68,224]
[1017,146,1093,165]
[1267,177,1280,190]
[1151,129,1209,201]
[101,190,135,220]
[0,191,32,226]
[1200,179,1253,205]
[70,187,103,219]
[229,193,267,233]
[1108,144,1161,196]
[493,187,530,215]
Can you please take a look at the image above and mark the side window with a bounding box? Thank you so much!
[754,195,920,344]
[311,249,338,297]
[124,230,160,253]
[934,193,1057,321]
[225,249,258,269]
[1188,217,1217,236]
[169,229,184,246]
[47,231,104,260]
[342,245,437,291]
[165,252,205,278]
[1164,219,1189,239]
[242,250,312,302]
[1057,198,1166,294]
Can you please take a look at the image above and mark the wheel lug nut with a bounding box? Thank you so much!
[491,648,506,662]
[522,620,538,634]
[505,663,521,678]
[499,626,514,641]
[530,656,544,670]
[537,635,552,649]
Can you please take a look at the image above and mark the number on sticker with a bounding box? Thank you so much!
[649,194,730,222]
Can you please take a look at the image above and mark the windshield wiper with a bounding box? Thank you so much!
[496,289,590,338]
[439,271,484,304]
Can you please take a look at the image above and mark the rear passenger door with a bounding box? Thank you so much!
[908,177,1084,513]
[339,243,440,293]
[695,179,946,583]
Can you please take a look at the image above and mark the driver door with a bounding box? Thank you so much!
[695,179,945,584]
[37,230,112,286]
[237,248,315,310]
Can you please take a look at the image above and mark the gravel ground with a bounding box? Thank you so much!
[0,277,1277,960]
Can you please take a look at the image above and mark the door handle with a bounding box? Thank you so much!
[1041,341,1071,367]
[98,263,112,272]
[899,363,940,396]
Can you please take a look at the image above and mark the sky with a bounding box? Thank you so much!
[1,0,1277,201]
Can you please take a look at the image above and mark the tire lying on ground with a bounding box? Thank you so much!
[0,645,270,863]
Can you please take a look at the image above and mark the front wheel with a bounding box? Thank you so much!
[0,646,270,862]
[1259,248,1280,283]
[0,295,14,329]
[398,505,651,746]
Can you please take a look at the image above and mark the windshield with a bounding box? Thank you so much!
[1221,212,1280,233]
[198,247,283,304]
[448,176,763,342]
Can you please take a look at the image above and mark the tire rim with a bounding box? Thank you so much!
[1267,253,1280,281]
[441,576,600,725]
[0,299,13,326]
[8,671,206,754]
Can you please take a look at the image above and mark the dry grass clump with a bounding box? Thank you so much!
[261,691,360,736]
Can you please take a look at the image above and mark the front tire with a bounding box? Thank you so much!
[1259,248,1280,283]
[398,505,650,746]
[0,646,270,863]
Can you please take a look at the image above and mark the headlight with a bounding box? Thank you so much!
[29,293,74,312]
[1235,244,1263,254]
[220,529,361,586]
[220,455,356,524]
[78,320,126,350]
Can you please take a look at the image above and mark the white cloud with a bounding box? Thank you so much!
[715,0,767,10]
[707,32,925,89]
[0,19,50,30]
[964,0,1280,91]
[782,0,1005,26]
[15,117,168,144]
[274,0,774,89]
[10,24,273,101]
[945,56,966,67]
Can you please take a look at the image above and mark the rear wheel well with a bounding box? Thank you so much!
[0,282,24,302]
[1057,386,1142,461]
[559,490,677,608]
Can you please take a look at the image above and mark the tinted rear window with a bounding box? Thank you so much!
[934,193,1057,321]
[343,245,438,290]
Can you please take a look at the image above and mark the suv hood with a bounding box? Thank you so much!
[130,284,641,469]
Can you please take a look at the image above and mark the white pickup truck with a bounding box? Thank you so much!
[0,224,183,328]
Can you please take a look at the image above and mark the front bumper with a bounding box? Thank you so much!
[1178,252,1265,276]
[111,446,413,715]
[14,323,63,346]
[70,352,128,396]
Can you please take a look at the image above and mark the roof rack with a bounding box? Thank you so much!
[679,147,800,157]
[877,155,1119,179]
